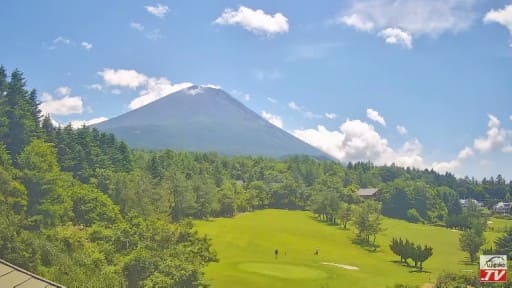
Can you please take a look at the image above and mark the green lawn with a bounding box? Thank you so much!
[195,209,498,288]
[488,217,512,233]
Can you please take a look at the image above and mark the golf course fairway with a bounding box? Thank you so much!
[195,209,491,288]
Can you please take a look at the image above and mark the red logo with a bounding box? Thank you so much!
[480,269,507,282]
[480,255,507,283]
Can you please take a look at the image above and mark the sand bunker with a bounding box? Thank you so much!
[321,262,360,270]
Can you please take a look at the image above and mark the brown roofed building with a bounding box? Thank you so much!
[0,259,65,288]
[356,188,379,199]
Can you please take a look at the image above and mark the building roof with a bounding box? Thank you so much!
[494,202,512,209]
[0,259,65,288]
[356,188,379,197]
[459,199,483,207]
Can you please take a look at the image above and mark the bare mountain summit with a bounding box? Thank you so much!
[94,86,331,159]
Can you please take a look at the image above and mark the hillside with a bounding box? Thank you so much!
[94,86,332,159]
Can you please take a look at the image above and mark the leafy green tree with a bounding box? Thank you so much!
[192,177,216,219]
[494,227,512,258]
[119,218,217,288]
[406,208,423,223]
[414,244,433,271]
[41,225,122,287]
[434,272,480,288]
[353,200,382,247]
[169,172,196,221]
[71,185,122,227]
[310,191,338,223]
[459,219,485,263]
[247,181,269,209]
[390,238,433,270]
[17,139,60,215]
[0,142,12,170]
[381,180,411,219]
[0,164,35,270]
[217,181,236,217]
[338,202,352,229]
[438,186,462,216]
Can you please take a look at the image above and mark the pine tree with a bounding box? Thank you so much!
[0,66,8,141]
[28,89,42,138]
[41,115,55,142]
[2,69,41,159]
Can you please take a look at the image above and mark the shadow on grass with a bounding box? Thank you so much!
[201,218,216,222]
[389,260,410,267]
[409,269,431,274]
[308,215,340,227]
[351,238,380,253]
[456,258,478,266]
[389,260,432,273]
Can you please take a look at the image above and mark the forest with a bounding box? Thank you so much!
[1,67,512,287]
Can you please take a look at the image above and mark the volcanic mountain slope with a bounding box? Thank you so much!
[94,86,332,159]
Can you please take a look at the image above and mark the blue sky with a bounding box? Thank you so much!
[1,0,512,179]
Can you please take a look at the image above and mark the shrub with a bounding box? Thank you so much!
[406,208,423,223]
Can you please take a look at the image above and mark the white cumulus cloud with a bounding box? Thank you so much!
[261,111,283,128]
[267,97,277,103]
[55,86,72,97]
[366,108,386,126]
[484,4,512,33]
[292,119,424,167]
[484,4,512,45]
[339,14,375,31]
[54,36,71,44]
[305,111,322,119]
[130,79,193,109]
[293,125,346,160]
[325,113,337,119]
[396,125,408,135]
[130,22,144,31]
[432,146,474,173]
[87,84,103,91]
[288,101,301,111]
[337,0,476,47]
[40,88,83,116]
[473,114,507,153]
[69,117,109,128]
[98,68,194,110]
[214,6,289,36]
[378,27,412,48]
[81,42,93,50]
[98,68,148,89]
[145,4,169,18]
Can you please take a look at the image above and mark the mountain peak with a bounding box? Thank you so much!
[94,88,331,159]
[182,85,222,96]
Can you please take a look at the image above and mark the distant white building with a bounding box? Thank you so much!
[493,202,512,214]
[459,199,483,208]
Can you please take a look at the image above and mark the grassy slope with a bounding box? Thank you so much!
[195,210,499,288]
